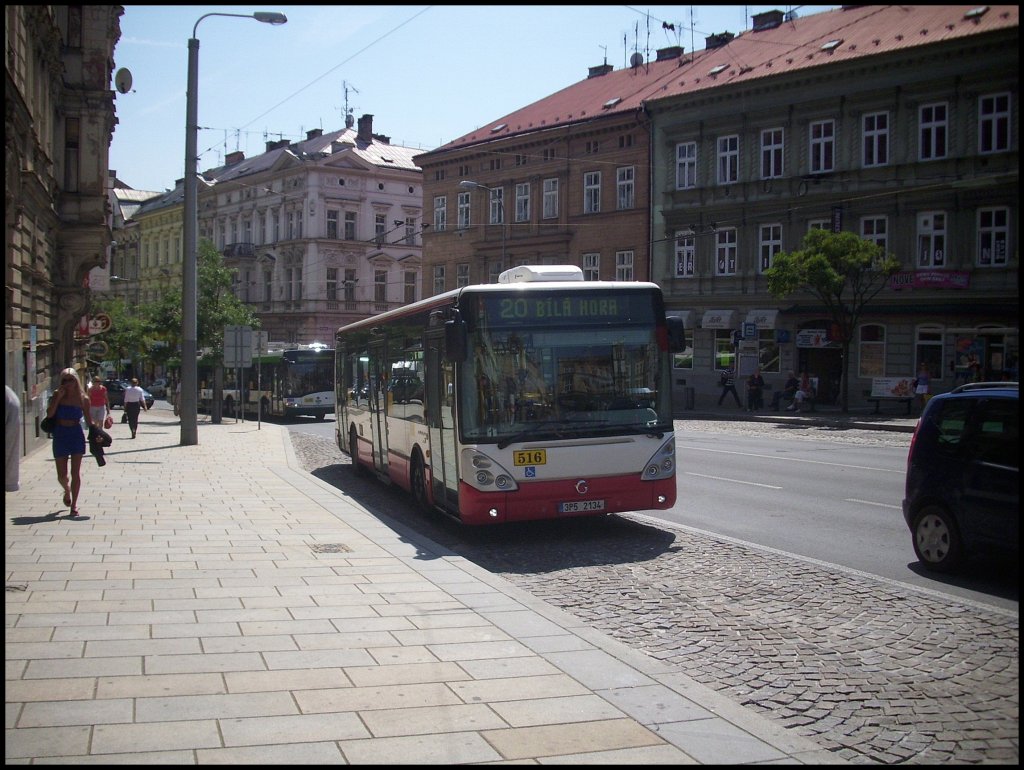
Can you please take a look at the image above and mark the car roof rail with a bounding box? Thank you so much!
[950,381,1018,394]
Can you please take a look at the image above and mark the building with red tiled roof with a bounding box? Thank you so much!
[417,5,1018,409]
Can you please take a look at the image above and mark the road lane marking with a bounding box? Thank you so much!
[846,498,901,509]
[675,444,903,474]
[684,472,782,489]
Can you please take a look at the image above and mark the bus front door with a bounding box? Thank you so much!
[369,341,389,476]
[425,331,459,512]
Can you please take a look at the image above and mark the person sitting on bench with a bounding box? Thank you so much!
[772,371,799,411]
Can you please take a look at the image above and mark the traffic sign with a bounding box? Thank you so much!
[89,313,112,336]
[223,325,253,367]
[86,340,109,356]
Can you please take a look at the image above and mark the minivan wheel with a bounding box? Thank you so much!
[912,505,963,573]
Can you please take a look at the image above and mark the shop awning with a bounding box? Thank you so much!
[668,310,693,329]
[701,309,736,329]
[745,309,779,329]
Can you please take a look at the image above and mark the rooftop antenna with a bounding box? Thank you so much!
[343,81,359,130]
[599,44,607,65]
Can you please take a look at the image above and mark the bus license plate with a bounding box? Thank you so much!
[513,449,546,466]
[559,500,605,513]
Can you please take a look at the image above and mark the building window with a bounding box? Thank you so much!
[808,219,829,232]
[917,212,946,267]
[619,134,634,148]
[809,119,835,173]
[862,111,889,167]
[676,142,697,189]
[583,171,601,214]
[326,268,338,301]
[263,270,273,303]
[919,102,948,161]
[273,210,281,242]
[404,271,417,304]
[542,178,558,219]
[616,166,635,210]
[375,214,386,245]
[615,250,634,281]
[285,267,302,301]
[344,269,356,306]
[64,117,80,192]
[374,270,387,310]
[672,328,694,370]
[979,93,1010,154]
[326,209,339,239]
[861,216,888,251]
[457,192,471,229]
[715,330,735,370]
[456,263,470,288]
[716,228,737,275]
[433,196,446,232]
[977,207,1009,267]
[486,187,503,224]
[760,128,783,179]
[515,183,530,222]
[488,261,502,284]
[859,324,886,377]
[404,218,416,245]
[717,135,739,184]
[674,233,695,277]
[759,224,782,272]
[582,253,600,281]
[543,148,557,162]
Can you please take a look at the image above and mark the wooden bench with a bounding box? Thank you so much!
[865,377,914,415]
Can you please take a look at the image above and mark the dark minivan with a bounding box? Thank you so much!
[903,382,1018,572]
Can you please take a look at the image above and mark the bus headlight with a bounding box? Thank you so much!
[462,449,519,492]
[642,436,676,481]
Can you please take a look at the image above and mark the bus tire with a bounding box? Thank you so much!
[349,427,366,477]
[411,451,430,513]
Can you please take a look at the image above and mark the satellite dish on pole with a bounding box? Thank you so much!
[115,68,133,94]
[630,52,644,68]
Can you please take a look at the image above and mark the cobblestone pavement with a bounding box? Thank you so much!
[289,422,1019,765]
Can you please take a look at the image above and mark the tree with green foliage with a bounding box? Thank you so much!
[89,295,148,378]
[765,229,900,412]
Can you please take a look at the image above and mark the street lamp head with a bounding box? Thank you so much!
[253,12,287,25]
[459,179,489,192]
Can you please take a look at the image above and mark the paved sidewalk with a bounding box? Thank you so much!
[6,412,843,764]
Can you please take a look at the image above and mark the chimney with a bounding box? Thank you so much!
[357,114,374,142]
[751,10,784,31]
[656,45,685,61]
[306,128,323,140]
[705,31,735,49]
[588,63,613,78]
[225,150,245,166]
[265,139,290,152]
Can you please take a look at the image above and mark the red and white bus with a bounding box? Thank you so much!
[335,265,684,525]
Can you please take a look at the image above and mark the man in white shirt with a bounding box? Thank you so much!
[123,378,149,439]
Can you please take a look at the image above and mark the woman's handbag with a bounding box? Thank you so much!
[104,414,114,429]
[40,415,55,433]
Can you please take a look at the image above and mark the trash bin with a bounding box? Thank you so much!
[684,386,695,410]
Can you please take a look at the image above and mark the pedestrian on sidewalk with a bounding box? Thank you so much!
[789,371,814,412]
[88,375,111,429]
[717,367,742,408]
[914,362,931,412]
[6,384,21,492]
[123,377,149,439]
[46,368,94,516]
[746,367,765,411]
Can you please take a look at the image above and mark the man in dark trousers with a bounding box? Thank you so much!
[717,367,742,407]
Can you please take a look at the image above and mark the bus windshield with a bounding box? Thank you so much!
[460,296,672,443]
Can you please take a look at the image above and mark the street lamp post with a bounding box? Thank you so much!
[181,10,287,446]
[458,180,506,276]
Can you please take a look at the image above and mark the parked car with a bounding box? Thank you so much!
[147,378,169,399]
[902,382,1018,572]
[104,379,154,410]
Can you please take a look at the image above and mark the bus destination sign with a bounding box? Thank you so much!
[483,291,656,326]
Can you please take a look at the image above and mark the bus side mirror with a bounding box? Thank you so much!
[444,317,467,362]
[666,316,686,352]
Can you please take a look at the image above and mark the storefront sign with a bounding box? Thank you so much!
[889,270,970,290]
[795,329,830,348]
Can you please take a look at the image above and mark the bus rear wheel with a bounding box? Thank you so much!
[411,452,430,513]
